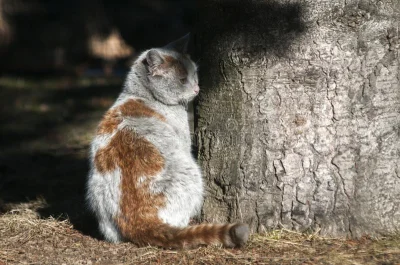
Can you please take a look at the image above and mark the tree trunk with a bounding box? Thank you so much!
[195,0,400,237]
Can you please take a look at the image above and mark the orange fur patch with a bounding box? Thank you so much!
[96,99,165,135]
[97,108,121,134]
[119,99,166,121]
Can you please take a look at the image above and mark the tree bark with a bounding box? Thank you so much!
[195,0,400,237]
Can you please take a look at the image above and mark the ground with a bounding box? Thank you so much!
[0,76,399,265]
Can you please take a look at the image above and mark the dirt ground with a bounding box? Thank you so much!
[0,76,399,265]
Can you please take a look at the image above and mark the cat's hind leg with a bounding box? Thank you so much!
[87,167,123,243]
[156,157,204,228]
[99,218,121,243]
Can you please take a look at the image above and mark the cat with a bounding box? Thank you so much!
[86,34,249,249]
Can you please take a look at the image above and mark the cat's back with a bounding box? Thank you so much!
[86,95,171,242]
[90,95,189,162]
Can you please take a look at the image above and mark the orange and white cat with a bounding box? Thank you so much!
[86,35,249,248]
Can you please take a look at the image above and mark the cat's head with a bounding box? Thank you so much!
[142,34,199,105]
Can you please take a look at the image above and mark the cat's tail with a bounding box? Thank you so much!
[122,222,250,249]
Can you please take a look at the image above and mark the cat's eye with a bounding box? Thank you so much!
[180,77,187,84]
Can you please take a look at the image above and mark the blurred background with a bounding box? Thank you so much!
[0,0,195,74]
[0,0,195,235]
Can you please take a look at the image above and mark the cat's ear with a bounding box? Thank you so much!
[146,49,164,68]
[164,33,190,54]
[146,49,165,76]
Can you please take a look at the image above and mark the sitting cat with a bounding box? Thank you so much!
[86,34,249,248]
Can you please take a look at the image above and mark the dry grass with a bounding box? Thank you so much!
[1,208,399,265]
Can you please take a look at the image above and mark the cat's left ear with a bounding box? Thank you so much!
[146,49,165,76]
[164,33,190,54]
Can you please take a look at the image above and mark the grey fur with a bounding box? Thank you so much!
[86,41,202,242]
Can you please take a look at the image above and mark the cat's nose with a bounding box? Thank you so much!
[194,85,200,94]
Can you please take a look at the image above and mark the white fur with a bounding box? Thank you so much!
[157,155,203,227]
[87,167,122,242]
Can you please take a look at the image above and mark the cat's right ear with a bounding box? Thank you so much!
[164,33,190,54]
[146,49,164,76]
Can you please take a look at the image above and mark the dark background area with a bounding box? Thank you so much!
[0,0,195,73]
[0,0,195,237]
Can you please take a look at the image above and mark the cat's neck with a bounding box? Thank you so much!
[122,63,154,100]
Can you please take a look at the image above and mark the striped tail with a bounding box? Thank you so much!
[122,223,250,249]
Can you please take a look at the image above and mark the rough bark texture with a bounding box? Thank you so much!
[195,0,400,237]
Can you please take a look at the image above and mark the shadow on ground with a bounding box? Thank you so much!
[0,76,122,238]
